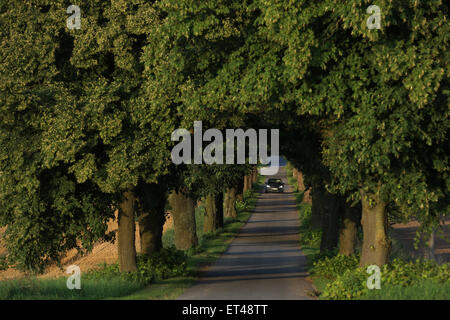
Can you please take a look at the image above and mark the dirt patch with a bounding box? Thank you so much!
[0,212,174,280]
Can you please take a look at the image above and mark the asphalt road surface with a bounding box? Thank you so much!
[177,164,314,300]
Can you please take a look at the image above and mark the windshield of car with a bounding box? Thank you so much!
[267,179,282,184]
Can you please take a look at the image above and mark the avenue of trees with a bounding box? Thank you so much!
[0,0,448,273]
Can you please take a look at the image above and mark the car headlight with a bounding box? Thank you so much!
[279,185,283,188]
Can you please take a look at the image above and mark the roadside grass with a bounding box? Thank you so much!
[360,279,450,300]
[0,277,143,300]
[0,178,261,300]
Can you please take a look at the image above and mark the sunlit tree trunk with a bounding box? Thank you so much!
[224,187,237,219]
[168,191,198,250]
[359,189,391,267]
[204,194,217,233]
[118,190,137,272]
[252,166,258,183]
[243,175,250,193]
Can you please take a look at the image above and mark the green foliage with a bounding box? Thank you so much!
[321,258,449,300]
[85,247,188,285]
[0,256,8,271]
[84,262,123,282]
[0,0,448,278]
[313,254,360,279]
[235,188,257,212]
[0,0,173,272]
[322,267,369,300]
[298,204,321,247]
[382,258,449,286]
[137,248,189,280]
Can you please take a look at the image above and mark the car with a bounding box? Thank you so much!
[264,178,285,193]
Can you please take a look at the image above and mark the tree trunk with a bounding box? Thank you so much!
[338,202,360,256]
[319,188,341,253]
[204,194,217,233]
[293,167,298,179]
[243,175,250,193]
[224,188,237,219]
[426,228,436,260]
[310,186,322,230]
[252,167,258,183]
[168,191,198,250]
[359,189,391,267]
[215,192,224,229]
[137,186,166,256]
[118,191,137,272]
[297,172,311,204]
[138,211,164,255]
[236,176,244,201]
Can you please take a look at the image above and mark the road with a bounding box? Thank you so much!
[177,163,314,300]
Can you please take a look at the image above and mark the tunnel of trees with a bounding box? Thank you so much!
[0,0,448,273]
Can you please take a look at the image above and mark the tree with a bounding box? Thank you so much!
[338,201,361,256]
[135,182,168,255]
[224,187,238,219]
[0,0,179,273]
[117,191,137,272]
[305,1,450,266]
[187,163,251,234]
[0,1,117,272]
[189,0,449,266]
[168,190,198,251]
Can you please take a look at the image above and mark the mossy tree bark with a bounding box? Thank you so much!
[338,202,360,256]
[252,166,258,183]
[204,194,217,233]
[137,184,166,256]
[204,191,225,233]
[168,191,198,250]
[243,175,249,193]
[224,187,237,219]
[359,189,391,267]
[118,191,137,272]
